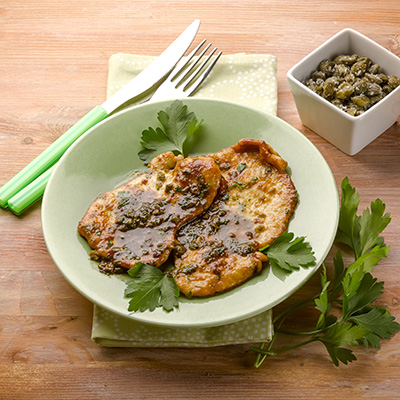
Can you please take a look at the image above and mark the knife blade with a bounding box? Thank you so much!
[0,19,200,211]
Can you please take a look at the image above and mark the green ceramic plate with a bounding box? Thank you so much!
[42,98,339,328]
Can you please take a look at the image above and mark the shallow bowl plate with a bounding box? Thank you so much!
[42,98,339,328]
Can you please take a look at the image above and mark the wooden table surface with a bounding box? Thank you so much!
[1,1,400,399]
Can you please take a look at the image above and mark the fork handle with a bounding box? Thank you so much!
[0,105,109,210]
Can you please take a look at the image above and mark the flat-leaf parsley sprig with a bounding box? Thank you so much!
[261,231,316,273]
[124,262,180,313]
[138,100,203,164]
[252,177,400,367]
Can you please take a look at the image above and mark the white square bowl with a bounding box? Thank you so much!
[287,28,400,155]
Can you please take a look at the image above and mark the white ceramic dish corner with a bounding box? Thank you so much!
[287,28,400,156]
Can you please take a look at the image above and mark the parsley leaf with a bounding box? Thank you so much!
[359,199,391,255]
[346,244,390,277]
[342,272,384,318]
[322,343,357,366]
[331,250,345,298]
[124,263,180,313]
[138,100,203,164]
[350,307,400,348]
[335,176,360,251]
[262,231,316,273]
[321,321,369,348]
[319,321,369,366]
[314,265,331,330]
[336,177,391,259]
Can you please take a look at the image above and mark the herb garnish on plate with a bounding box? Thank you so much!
[138,100,203,164]
[124,262,179,313]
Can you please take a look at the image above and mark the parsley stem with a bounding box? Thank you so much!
[254,296,316,368]
[276,328,324,336]
[254,308,289,367]
[252,337,317,356]
[254,287,334,367]
[254,342,268,367]
[273,296,316,324]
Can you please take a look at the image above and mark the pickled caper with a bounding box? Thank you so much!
[365,73,383,84]
[351,58,370,77]
[319,60,336,77]
[306,79,322,94]
[323,77,338,98]
[353,78,368,95]
[368,64,381,74]
[382,85,393,95]
[370,93,385,106]
[334,54,358,65]
[388,75,400,89]
[365,82,382,97]
[344,73,356,84]
[346,104,359,116]
[311,70,326,80]
[335,82,354,99]
[333,64,350,77]
[351,94,371,108]
[377,73,389,83]
[315,78,324,90]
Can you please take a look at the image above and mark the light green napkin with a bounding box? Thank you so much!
[91,53,277,347]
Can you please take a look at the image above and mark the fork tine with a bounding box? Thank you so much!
[181,47,217,88]
[175,43,212,85]
[146,40,222,102]
[169,39,207,81]
[183,49,222,95]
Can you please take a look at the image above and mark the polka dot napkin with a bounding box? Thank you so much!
[106,53,277,113]
[91,53,277,347]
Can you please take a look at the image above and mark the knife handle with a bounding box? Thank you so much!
[0,105,109,209]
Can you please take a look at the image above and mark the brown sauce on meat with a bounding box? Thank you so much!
[174,181,260,278]
[82,156,221,274]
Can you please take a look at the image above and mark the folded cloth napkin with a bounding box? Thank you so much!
[91,53,277,347]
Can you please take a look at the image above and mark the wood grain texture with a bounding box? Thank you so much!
[1,1,400,399]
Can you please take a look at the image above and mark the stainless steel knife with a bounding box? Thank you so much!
[0,19,200,211]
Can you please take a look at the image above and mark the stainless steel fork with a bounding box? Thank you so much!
[149,40,222,101]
